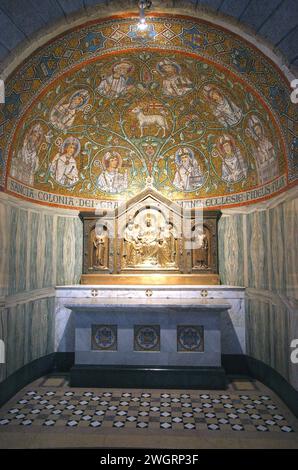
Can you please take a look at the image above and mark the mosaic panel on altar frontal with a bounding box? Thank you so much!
[1,15,296,209]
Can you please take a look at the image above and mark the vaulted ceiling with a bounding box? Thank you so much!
[0,0,297,70]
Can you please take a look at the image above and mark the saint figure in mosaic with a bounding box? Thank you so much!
[172,147,204,191]
[214,134,247,183]
[246,115,278,184]
[49,136,80,186]
[10,123,44,185]
[50,89,90,131]
[96,61,135,98]
[203,84,242,128]
[97,151,128,193]
[156,59,193,97]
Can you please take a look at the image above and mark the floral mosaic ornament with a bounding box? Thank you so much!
[177,325,204,352]
[134,325,160,352]
[1,14,295,209]
[91,325,117,351]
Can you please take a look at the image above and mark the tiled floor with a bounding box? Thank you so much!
[0,374,297,449]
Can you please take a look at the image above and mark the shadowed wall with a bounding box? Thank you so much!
[0,196,83,384]
[218,193,298,391]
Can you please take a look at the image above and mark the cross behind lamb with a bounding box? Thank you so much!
[131,106,168,137]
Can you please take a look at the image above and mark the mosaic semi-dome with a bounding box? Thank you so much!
[1,14,296,209]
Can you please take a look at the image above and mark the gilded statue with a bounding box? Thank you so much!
[193,229,209,269]
[93,224,108,269]
[123,220,142,265]
[140,215,159,262]
[122,214,177,269]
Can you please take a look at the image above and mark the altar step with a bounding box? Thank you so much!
[70,365,227,390]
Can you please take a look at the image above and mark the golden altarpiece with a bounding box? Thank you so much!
[80,189,221,285]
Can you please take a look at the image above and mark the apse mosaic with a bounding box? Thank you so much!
[1,14,296,209]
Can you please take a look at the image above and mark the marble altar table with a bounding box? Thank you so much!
[55,285,245,389]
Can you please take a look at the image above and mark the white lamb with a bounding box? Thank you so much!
[131,106,168,137]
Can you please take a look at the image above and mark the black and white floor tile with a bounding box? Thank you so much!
[0,378,296,434]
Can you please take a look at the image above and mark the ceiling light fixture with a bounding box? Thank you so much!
[138,0,152,31]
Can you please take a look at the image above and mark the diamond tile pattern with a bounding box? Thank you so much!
[0,380,296,434]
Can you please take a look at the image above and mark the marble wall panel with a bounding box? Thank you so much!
[0,196,83,385]
[0,297,56,382]
[0,306,7,383]
[289,303,298,391]
[219,198,297,298]
[246,297,293,385]
[283,198,298,300]
[219,196,298,391]
[246,298,270,365]
[8,206,19,295]
[16,210,28,294]
[270,205,286,293]
[56,217,83,286]
[1,202,83,295]
[0,201,9,297]
[43,215,54,288]
[28,211,39,291]
[218,214,244,286]
[247,211,268,290]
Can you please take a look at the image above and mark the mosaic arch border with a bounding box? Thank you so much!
[0,12,297,211]
[0,5,296,81]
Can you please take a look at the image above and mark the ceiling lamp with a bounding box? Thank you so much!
[138,0,152,31]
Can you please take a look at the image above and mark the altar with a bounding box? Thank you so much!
[55,284,245,389]
[54,188,245,389]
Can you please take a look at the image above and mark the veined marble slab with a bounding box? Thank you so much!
[219,197,298,390]
[0,296,55,383]
[73,305,225,367]
[55,285,246,356]
[56,285,245,298]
